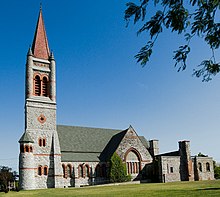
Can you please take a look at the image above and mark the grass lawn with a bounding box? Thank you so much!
[1,180,220,197]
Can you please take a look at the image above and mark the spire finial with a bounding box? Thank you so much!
[50,50,55,60]
[40,2,42,10]
[27,46,33,56]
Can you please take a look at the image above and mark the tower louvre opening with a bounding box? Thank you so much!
[34,75,41,96]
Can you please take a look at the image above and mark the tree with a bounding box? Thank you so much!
[125,0,220,81]
[197,152,207,157]
[0,166,16,191]
[108,152,131,183]
[213,161,220,179]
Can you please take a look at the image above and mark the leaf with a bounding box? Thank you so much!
[184,33,192,41]
[125,2,141,23]
[205,24,220,49]
[135,42,154,66]
[124,0,220,80]
[146,11,164,38]
[164,4,189,34]
[173,45,190,71]
[193,60,220,82]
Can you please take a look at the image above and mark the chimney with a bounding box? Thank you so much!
[149,139,159,156]
[179,140,192,181]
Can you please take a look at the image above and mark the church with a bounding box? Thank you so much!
[18,8,215,190]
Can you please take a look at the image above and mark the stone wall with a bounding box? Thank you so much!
[179,141,193,181]
[20,98,63,189]
[158,156,181,183]
[19,151,35,190]
[149,140,159,156]
[194,156,215,181]
[61,161,108,188]
[116,127,153,174]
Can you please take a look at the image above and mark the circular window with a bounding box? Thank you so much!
[38,114,46,124]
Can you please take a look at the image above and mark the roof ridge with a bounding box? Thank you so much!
[57,124,123,131]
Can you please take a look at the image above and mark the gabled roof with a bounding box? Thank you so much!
[139,136,150,149]
[32,7,50,59]
[19,132,34,143]
[57,125,125,162]
[100,129,127,161]
[57,125,150,162]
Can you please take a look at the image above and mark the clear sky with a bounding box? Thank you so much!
[0,0,220,171]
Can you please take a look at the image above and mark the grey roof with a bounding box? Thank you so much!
[61,152,101,162]
[57,125,126,162]
[57,125,150,162]
[139,136,150,149]
[19,132,34,143]
[157,150,180,157]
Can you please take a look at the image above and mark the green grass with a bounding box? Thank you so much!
[1,180,220,197]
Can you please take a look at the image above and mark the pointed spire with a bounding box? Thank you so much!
[32,6,50,59]
[27,46,33,56]
[49,51,54,60]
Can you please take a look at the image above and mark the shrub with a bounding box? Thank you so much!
[108,152,130,183]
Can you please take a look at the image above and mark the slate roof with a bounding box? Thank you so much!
[157,150,180,157]
[19,132,34,143]
[57,125,150,162]
[57,125,126,162]
[139,136,150,149]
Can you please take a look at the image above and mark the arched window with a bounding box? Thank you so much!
[127,162,130,174]
[206,162,210,172]
[43,138,46,147]
[39,138,42,147]
[132,162,135,174]
[135,162,138,173]
[20,144,24,153]
[24,145,29,153]
[67,165,72,178]
[42,77,48,97]
[72,166,75,178]
[78,165,84,178]
[101,164,106,177]
[38,166,42,176]
[130,162,133,174]
[95,164,101,177]
[30,146,33,152]
[126,150,141,174]
[62,164,66,178]
[85,165,90,177]
[198,162,202,172]
[44,166,48,175]
[34,75,41,96]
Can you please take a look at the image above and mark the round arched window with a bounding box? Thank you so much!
[126,150,140,174]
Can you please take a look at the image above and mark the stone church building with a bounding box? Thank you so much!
[18,8,215,190]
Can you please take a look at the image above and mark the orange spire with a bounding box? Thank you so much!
[32,7,50,59]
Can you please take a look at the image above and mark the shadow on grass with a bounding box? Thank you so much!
[197,188,220,191]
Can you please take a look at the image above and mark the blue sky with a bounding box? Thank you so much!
[0,0,220,171]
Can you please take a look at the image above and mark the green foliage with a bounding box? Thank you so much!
[197,152,208,157]
[214,166,220,179]
[125,0,220,81]
[0,166,16,191]
[108,152,131,183]
[213,161,220,179]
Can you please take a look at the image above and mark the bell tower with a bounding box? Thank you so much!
[19,7,63,190]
